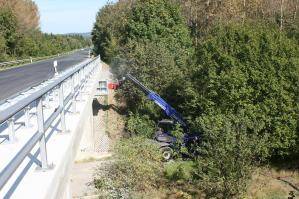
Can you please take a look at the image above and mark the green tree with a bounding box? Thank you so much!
[126,112,156,137]
[0,6,18,56]
[124,0,193,67]
[117,40,185,116]
[92,1,130,63]
[115,0,194,118]
[195,112,267,198]
[0,33,7,61]
[15,33,38,57]
[180,24,299,156]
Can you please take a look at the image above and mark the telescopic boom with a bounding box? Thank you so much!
[124,74,187,128]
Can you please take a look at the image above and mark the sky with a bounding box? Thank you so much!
[33,0,108,34]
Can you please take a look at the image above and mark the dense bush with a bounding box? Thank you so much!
[126,112,156,138]
[124,0,193,66]
[179,24,299,156]
[115,0,194,119]
[92,1,130,63]
[194,113,269,198]
[93,136,163,198]
[164,160,197,182]
[100,0,194,122]
[117,40,186,117]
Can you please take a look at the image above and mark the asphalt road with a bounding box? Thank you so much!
[0,49,90,101]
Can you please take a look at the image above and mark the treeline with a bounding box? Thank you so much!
[179,0,299,41]
[0,0,90,62]
[92,0,299,198]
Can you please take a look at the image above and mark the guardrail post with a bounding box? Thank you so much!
[83,67,88,92]
[44,93,50,109]
[25,106,32,128]
[59,83,68,133]
[36,97,49,170]
[54,86,59,102]
[87,65,91,78]
[78,70,83,101]
[83,67,86,78]
[71,75,77,114]
[7,117,16,143]
[83,68,87,92]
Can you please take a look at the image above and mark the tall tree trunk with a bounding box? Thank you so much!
[205,0,210,27]
[242,0,246,25]
[280,0,284,31]
[195,0,198,47]
[294,0,298,20]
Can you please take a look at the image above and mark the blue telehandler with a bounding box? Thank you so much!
[114,74,200,160]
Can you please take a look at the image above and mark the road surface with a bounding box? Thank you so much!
[0,49,90,101]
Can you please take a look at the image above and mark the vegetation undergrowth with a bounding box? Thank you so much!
[93,136,164,198]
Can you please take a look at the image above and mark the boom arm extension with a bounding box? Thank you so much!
[124,74,187,128]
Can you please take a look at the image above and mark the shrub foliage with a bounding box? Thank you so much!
[181,24,299,156]
[93,137,163,198]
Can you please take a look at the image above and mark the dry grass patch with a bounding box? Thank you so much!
[247,166,299,199]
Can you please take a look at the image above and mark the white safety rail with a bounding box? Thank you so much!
[0,56,101,198]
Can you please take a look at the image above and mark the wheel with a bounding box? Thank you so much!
[161,146,173,161]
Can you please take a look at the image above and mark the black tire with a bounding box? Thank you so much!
[161,146,173,161]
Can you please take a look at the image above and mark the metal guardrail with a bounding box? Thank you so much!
[0,80,47,106]
[0,49,80,68]
[0,55,101,191]
[0,49,91,106]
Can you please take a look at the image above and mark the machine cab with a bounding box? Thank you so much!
[158,119,175,134]
[154,119,176,144]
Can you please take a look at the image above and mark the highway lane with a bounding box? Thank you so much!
[0,49,90,101]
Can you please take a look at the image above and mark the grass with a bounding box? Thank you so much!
[164,160,196,182]
[158,164,299,199]
[74,155,112,163]
[247,166,299,199]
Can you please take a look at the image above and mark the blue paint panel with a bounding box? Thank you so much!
[147,92,186,127]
